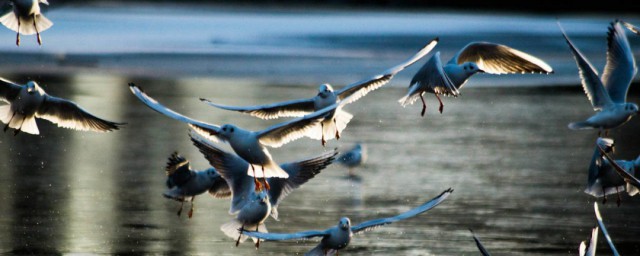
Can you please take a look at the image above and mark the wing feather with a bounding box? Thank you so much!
[242,229,329,241]
[594,203,620,256]
[36,95,123,132]
[601,20,637,104]
[452,42,553,74]
[201,97,315,119]
[0,77,22,103]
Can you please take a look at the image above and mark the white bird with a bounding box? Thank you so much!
[201,38,439,145]
[0,0,53,46]
[559,20,639,135]
[469,229,491,256]
[622,21,640,35]
[220,190,272,248]
[129,83,348,190]
[399,41,553,116]
[586,137,640,206]
[336,143,366,177]
[162,152,229,219]
[189,129,337,220]
[0,78,123,135]
[241,188,453,256]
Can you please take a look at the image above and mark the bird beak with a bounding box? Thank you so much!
[478,69,486,73]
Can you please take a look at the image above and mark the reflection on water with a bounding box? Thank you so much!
[0,74,639,255]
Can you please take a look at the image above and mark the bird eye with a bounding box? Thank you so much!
[222,127,227,131]
[230,127,234,133]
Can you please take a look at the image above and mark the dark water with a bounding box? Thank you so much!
[0,74,639,255]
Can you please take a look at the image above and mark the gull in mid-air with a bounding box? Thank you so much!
[201,38,439,145]
[221,189,271,248]
[241,188,453,256]
[189,129,337,220]
[399,41,553,116]
[0,78,123,135]
[162,152,229,219]
[129,84,347,189]
[336,143,366,177]
[559,20,639,135]
[0,0,52,45]
[586,137,640,206]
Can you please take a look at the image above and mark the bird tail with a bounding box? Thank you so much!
[568,121,593,130]
[398,86,422,107]
[220,219,249,243]
[248,159,289,178]
[0,13,53,35]
[0,106,39,135]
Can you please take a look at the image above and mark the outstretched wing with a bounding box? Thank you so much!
[622,21,640,35]
[36,95,123,132]
[129,83,222,142]
[469,229,492,256]
[336,37,439,105]
[558,22,613,110]
[164,152,194,188]
[451,42,553,75]
[200,97,316,120]
[0,77,22,103]
[408,51,458,97]
[601,20,637,104]
[351,188,453,234]
[598,143,640,189]
[242,229,330,241]
[268,149,338,211]
[593,203,620,256]
[189,130,254,214]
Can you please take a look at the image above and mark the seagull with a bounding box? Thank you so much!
[220,189,272,248]
[129,83,347,190]
[336,143,366,177]
[585,137,640,206]
[593,202,620,256]
[189,129,337,220]
[0,0,52,46]
[622,21,640,35]
[162,152,229,219]
[0,78,123,135]
[241,188,453,256]
[579,226,598,256]
[559,20,639,135]
[469,229,491,256]
[201,37,439,145]
[399,41,553,116]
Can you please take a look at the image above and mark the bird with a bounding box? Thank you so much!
[129,83,346,190]
[469,229,491,256]
[336,143,366,177]
[585,137,639,206]
[0,0,53,46]
[559,20,639,135]
[189,129,337,220]
[399,41,553,116]
[622,21,640,35]
[220,189,272,248]
[162,152,229,219]
[0,78,123,135]
[200,37,439,146]
[241,188,453,256]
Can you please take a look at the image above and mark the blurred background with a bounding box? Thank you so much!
[0,1,639,255]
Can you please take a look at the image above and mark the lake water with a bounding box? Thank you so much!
[0,4,639,256]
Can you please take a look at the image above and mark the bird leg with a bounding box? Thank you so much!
[321,122,326,146]
[254,225,260,249]
[252,165,263,191]
[419,94,427,117]
[616,186,621,207]
[15,17,20,46]
[187,196,195,219]
[33,15,41,45]
[177,200,184,216]
[602,186,607,204]
[334,118,340,140]
[4,112,16,133]
[14,116,27,136]
[262,165,270,191]
[435,94,444,114]
[236,224,244,247]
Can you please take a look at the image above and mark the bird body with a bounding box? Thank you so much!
[0,0,52,45]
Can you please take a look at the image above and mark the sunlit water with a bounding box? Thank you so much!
[0,74,638,255]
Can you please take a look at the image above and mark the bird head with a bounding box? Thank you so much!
[338,217,351,230]
[205,168,218,178]
[462,62,484,74]
[219,124,237,138]
[26,81,39,94]
[317,83,334,98]
[624,103,640,115]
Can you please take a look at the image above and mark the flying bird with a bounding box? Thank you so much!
[129,83,347,189]
[242,188,453,256]
[0,0,53,45]
[399,41,553,116]
[201,38,439,145]
[0,78,123,135]
[220,190,272,248]
[586,137,640,206]
[559,20,639,135]
[336,143,366,177]
[162,152,229,219]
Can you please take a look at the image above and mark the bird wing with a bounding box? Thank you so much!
[587,137,614,189]
[601,21,637,104]
[450,42,553,75]
[622,21,640,35]
[351,188,453,234]
[409,51,459,96]
[256,97,350,148]
[469,229,492,256]
[242,229,330,241]
[0,77,22,103]
[129,83,222,142]
[268,149,338,211]
[598,143,640,189]
[200,97,316,120]
[593,203,620,256]
[189,130,254,214]
[164,152,195,188]
[36,95,123,132]
[579,226,598,256]
[558,22,613,110]
[207,177,232,199]
[336,37,439,105]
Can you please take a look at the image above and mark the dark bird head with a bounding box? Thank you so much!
[338,217,351,230]
[317,83,334,98]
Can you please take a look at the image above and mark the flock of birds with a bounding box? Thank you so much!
[1,1,640,255]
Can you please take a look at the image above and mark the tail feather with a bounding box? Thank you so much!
[0,12,53,35]
[20,117,39,135]
[398,85,423,107]
[220,219,249,243]
[0,12,18,33]
[568,121,593,130]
